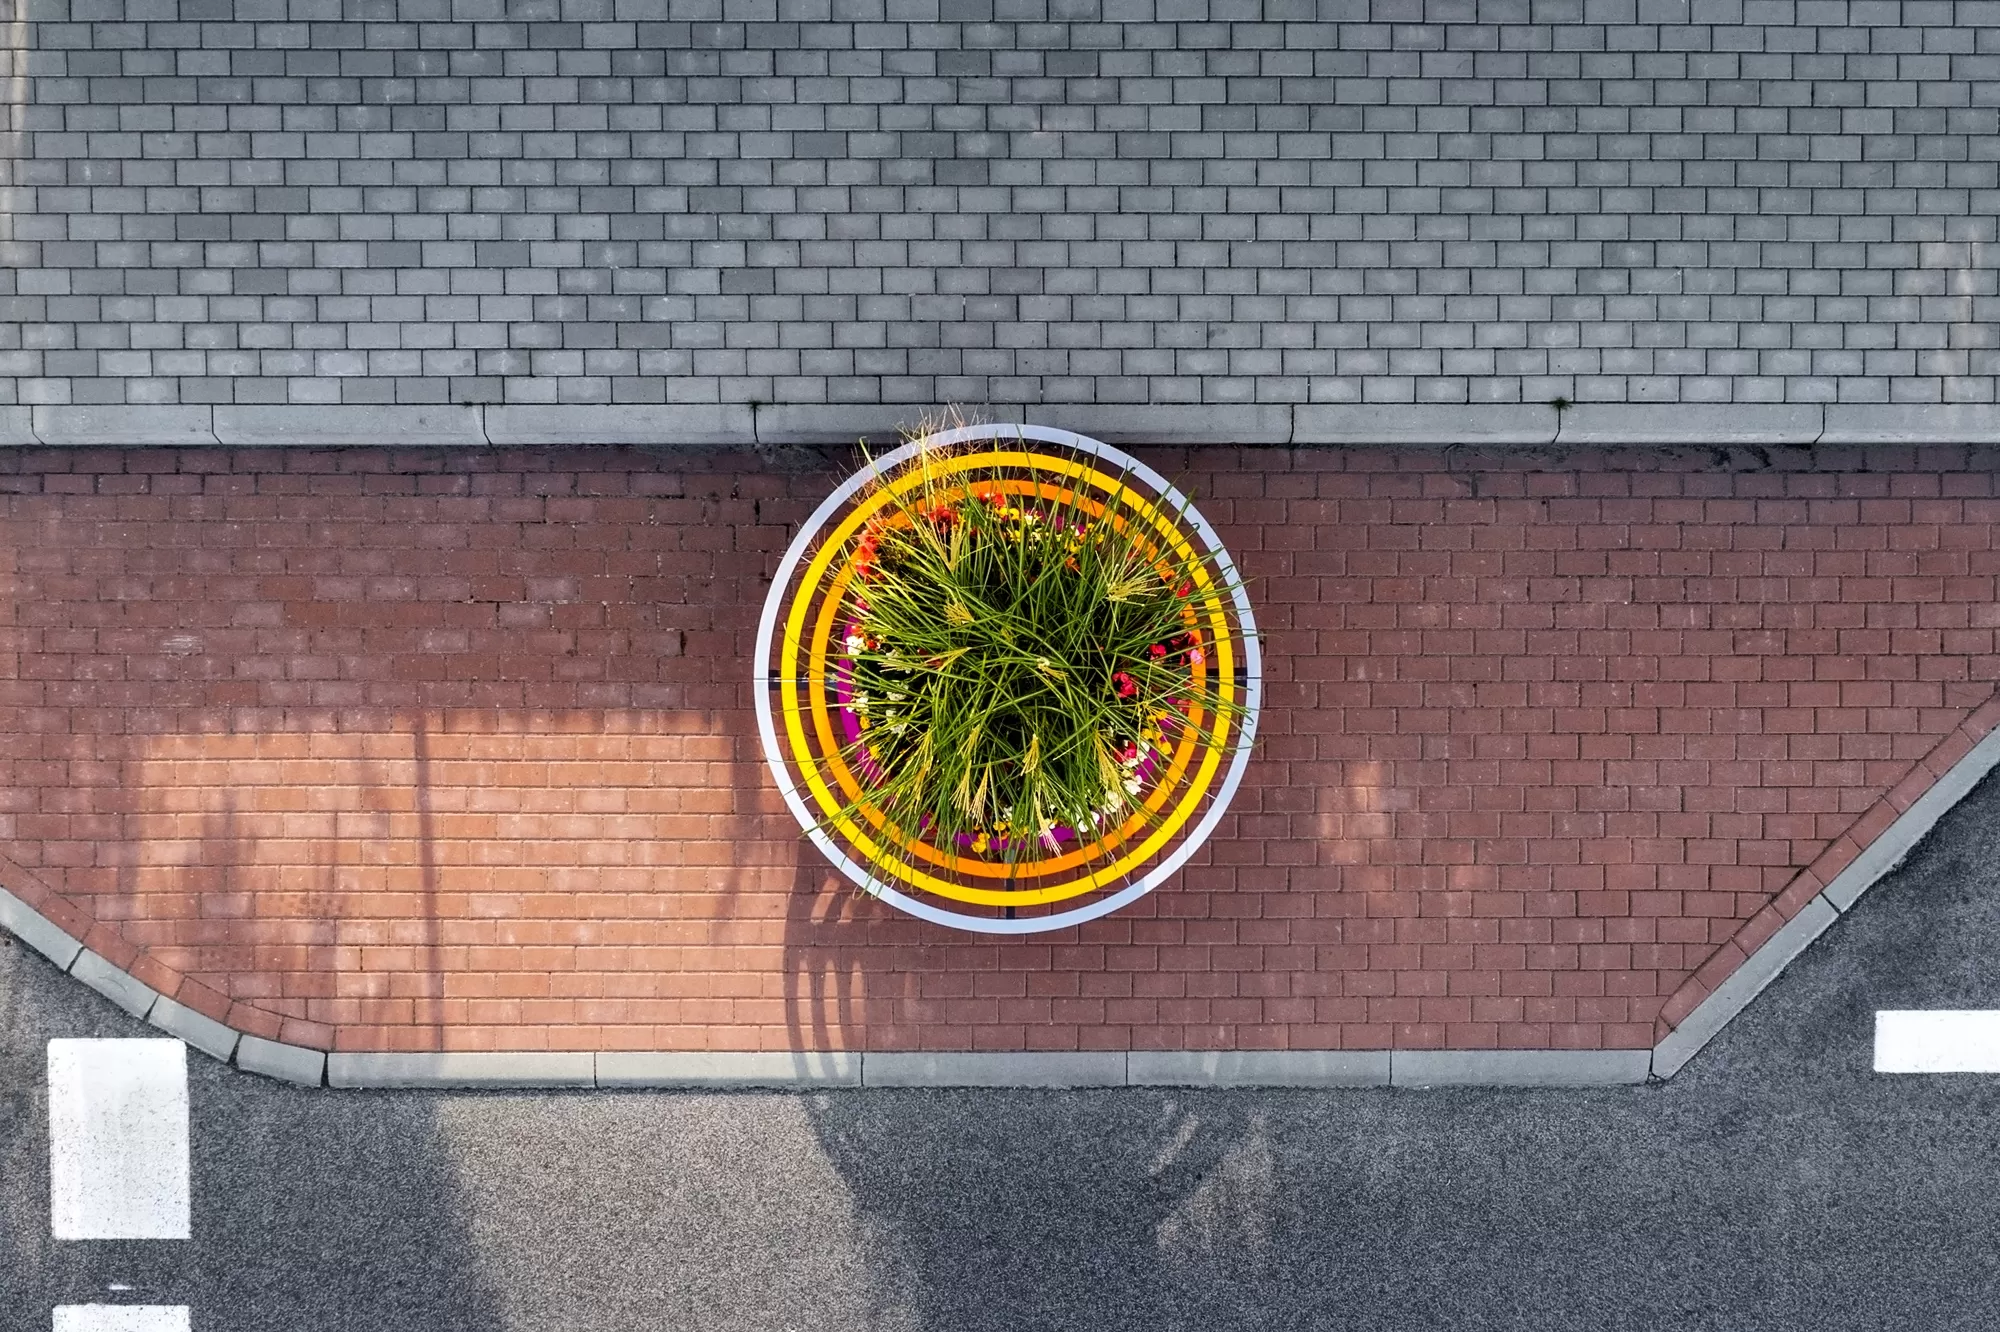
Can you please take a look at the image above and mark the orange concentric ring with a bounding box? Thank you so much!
[754,425,1260,934]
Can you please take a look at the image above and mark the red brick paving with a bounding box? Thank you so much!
[0,444,1995,1054]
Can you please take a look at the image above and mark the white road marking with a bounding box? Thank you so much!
[47,1039,191,1240]
[1874,1010,2000,1073]
[52,1307,191,1332]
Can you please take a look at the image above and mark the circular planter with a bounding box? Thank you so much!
[754,423,1261,934]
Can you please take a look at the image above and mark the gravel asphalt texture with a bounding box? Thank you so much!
[6,771,2000,1330]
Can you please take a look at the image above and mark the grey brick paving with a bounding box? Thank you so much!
[0,0,1996,411]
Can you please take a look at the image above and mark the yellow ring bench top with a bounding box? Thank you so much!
[753,424,1262,936]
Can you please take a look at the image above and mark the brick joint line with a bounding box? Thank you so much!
[9,403,2000,450]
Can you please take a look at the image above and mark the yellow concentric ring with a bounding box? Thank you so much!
[757,427,1259,931]
[777,450,1232,907]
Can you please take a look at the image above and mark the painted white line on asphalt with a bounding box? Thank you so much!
[47,1039,191,1240]
[52,1307,191,1332]
[1874,1010,2000,1073]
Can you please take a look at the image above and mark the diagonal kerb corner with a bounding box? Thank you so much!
[1650,690,2000,1078]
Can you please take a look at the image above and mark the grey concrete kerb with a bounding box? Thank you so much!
[5,402,2000,449]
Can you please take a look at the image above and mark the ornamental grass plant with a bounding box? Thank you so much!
[831,437,1252,867]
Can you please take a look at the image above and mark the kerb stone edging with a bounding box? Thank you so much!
[6,706,2000,1090]
[5,402,2000,449]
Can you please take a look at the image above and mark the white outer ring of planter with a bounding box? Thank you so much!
[753,424,1262,935]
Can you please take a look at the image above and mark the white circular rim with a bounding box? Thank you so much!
[753,423,1262,934]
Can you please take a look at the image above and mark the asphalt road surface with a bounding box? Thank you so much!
[8,773,2000,1331]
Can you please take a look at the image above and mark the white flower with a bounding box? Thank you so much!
[844,632,867,654]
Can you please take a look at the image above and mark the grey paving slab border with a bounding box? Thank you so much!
[1393,1049,1652,1087]
[2,403,1999,450]
[235,1035,327,1087]
[488,404,756,448]
[1127,1050,1391,1087]
[1555,403,1825,446]
[0,887,83,971]
[212,404,486,448]
[748,404,926,447]
[0,408,34,448]
[1650,897,1842,1080]
[147,995,240,1065]
[67,949,160,1021]
[1023,404,1296,446]
[596,1051,862,1088]
[0,884,326,1084]
[862,1051,1131,1088]
[33,406,219,446]
[1292,403,1558,446]
[327,1051,597,1089]
[5,708,1998,1090]
[1817,404,2000,445]
[1823,725,2000,914]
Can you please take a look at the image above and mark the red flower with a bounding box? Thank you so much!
[1149,643,1167,659]
[1175,581,1192,598]
[853,520,889,580]
[1112,671,1138,699]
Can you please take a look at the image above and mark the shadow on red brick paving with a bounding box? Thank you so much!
[80,726,449,1053]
